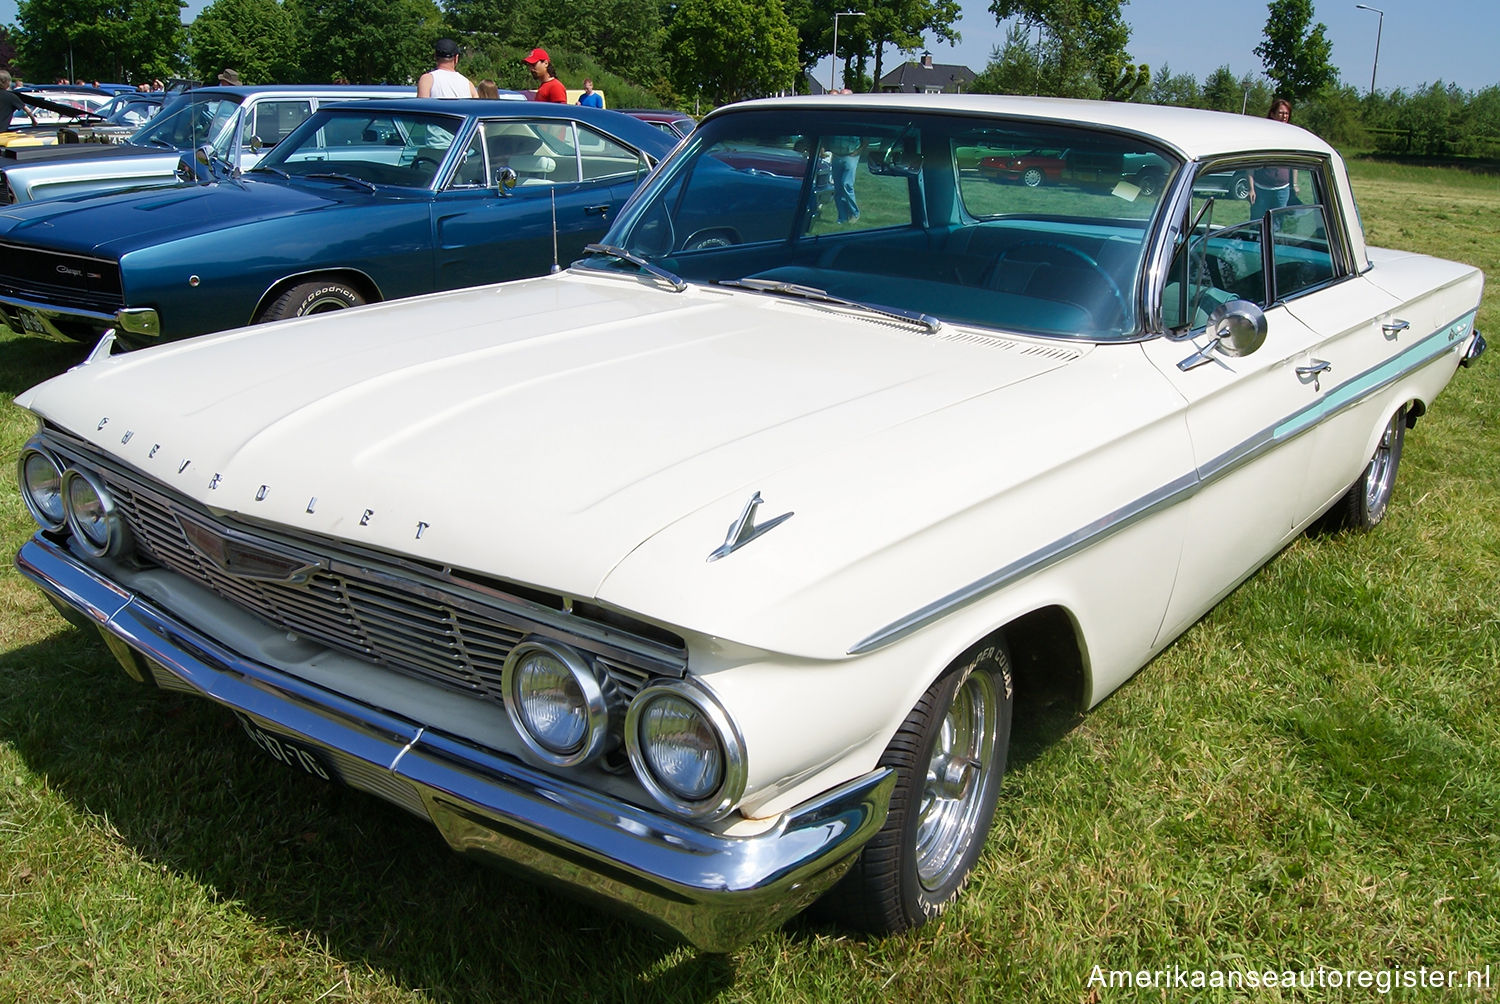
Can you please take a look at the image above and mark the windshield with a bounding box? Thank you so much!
[129,94,243,154]
[255,108,463,189]
[598,107,1179,340]
[97,94,159,126]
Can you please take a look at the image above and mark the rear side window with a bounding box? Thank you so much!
[248,100,312,148]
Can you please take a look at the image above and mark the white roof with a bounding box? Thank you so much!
[725,93,1334,163]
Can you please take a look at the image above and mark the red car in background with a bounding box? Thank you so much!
[977,148,1067,187]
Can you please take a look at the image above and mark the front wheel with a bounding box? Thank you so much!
[816,643,1013,934]
[256,279,366,323]
[1021,167,1044,188]
[1320,406,1407,531]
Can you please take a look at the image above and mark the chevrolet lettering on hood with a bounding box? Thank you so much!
[11,94,1485,949]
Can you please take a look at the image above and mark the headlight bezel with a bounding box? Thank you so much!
[17,446,67,532]
[626,679,746,820]
[60,466,131,558]
[501,638,614,767]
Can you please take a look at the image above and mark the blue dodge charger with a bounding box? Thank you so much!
[0,99,674,348]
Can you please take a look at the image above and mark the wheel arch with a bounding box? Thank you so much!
[250,268,384,324]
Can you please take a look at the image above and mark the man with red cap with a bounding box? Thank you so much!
[524,48,567,103]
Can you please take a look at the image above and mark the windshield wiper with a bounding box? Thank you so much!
[251,164,290,180]
[581,243,687,292]
[716,277,941,333]
[305,172,377,193]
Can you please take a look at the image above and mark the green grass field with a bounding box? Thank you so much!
[2,159,1497,1003]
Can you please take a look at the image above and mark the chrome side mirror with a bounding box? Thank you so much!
[1177,299,1269,371]
[495,166,518,196]
[1208,299,1268,357]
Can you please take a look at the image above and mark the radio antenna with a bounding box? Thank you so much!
[549,188,560,273]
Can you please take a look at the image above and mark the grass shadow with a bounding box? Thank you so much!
[0,332,92,397]
[0,626,740,1003]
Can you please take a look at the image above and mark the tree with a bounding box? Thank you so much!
[665,0,797,105]
[189,0,301,84]
[863,0,962,95]
[1200,64,1239,112]
[986,0,1139,99]
[1,27,18,72]
[969,25,1042,95]
[1146,62,1200,108]
[528,0,665,86]
[15,0,186,82]
[1253,0,1334,104]
[289,0,442,84]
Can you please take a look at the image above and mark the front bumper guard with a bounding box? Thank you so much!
[16,534,893,951]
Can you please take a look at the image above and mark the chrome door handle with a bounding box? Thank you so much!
[584,204,610,216]
[1382,318,1410,339]
[1296,359,1332,390]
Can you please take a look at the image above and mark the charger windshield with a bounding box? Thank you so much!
[597,108,1178,340]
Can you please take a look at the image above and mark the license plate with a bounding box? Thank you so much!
[235,713,336,783]
[15,309,48,336]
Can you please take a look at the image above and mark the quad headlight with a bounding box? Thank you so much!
[61,467,130,558]
[17,447,67,531]
[626,680,745,819]
[502,639,613,767]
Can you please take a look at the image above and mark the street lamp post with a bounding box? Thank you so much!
[1354,4,1384,95]
[831,10,866,92]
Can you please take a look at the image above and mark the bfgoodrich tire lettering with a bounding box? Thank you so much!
[815,643,1013,934]
[257,279,366,323]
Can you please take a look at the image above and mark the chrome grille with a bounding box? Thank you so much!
[89,457,681,704]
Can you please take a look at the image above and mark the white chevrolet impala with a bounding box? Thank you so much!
[12,95,1486,949]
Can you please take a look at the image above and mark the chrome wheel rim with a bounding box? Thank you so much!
[1364,411,1402,518]
[915,669,1001,890]
[1022,168,1043,187]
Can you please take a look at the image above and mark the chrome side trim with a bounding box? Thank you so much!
[16,534,894,951]
[850,310,1476,655]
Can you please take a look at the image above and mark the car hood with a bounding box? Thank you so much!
[0,176,370,254]
[19,271,1093,654]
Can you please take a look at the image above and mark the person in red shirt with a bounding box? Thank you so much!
[524,48,567,103]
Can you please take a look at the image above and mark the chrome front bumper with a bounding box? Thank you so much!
[0,292,158,342]
[16,534,894,950]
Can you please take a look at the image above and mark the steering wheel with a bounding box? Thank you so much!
[412,155,443,173]
[995,239,1129,326]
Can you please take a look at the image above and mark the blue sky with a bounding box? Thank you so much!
[4,0,1495,95]
[884,0,1497,95]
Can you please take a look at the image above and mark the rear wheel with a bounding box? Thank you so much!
[1321,406,1407,531]
[256,279,366,323]
[816,643,1013,934]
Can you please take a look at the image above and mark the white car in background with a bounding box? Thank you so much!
[13,94,1485,949]
[0,84,408,203]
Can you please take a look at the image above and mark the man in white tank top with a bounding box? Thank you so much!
[418,39,478,98]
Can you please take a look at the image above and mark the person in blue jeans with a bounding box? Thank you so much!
[830,134,865,224]
[1249,98,1296,220]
